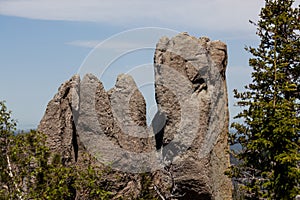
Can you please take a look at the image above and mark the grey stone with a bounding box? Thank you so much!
[38,32,232,199]
[153,32,232,199]
[38,75,81,164]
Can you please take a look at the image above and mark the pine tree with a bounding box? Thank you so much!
[228,0,300,199]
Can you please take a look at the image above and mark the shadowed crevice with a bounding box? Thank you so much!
[152,110,166,150]
[72,116,79,162]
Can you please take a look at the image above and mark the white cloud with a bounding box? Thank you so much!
[66,28,179,51]
[0,0,267,32]
[66,40,101,48]
[66,40,155,49]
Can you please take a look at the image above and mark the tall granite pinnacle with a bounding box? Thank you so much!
[153,33,231,199]
[38,33,232,199]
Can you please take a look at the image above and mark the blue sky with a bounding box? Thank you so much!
[0,0,278,130]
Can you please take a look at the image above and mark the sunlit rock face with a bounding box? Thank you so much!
[38,33,232,200]
[153,32,232,199]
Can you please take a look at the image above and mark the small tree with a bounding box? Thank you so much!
[0,101,112,199]
[0,101,74,199]
[0,101,19,199]
[228,0,300,199]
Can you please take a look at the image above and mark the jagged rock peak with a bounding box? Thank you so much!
[38,32,232,200]
[38,75,81,164]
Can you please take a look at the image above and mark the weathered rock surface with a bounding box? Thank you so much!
[153,33,232,199]
[39,73,154,198]
[38,33,232,199]
[38,75,81,164]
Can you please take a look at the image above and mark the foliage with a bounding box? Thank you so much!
[10,131,75,199]
[227,0,300,199]
[72,153,112,200]
[137,173,159,200]
[0,101,17,199]
[0,101,112,200]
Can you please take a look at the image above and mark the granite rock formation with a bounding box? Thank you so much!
[38,33,232,199]
[152,33,231,199]
[38,75,81,165]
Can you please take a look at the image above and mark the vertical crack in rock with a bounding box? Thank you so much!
[71,119,78,162]
[152,110,167,150]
